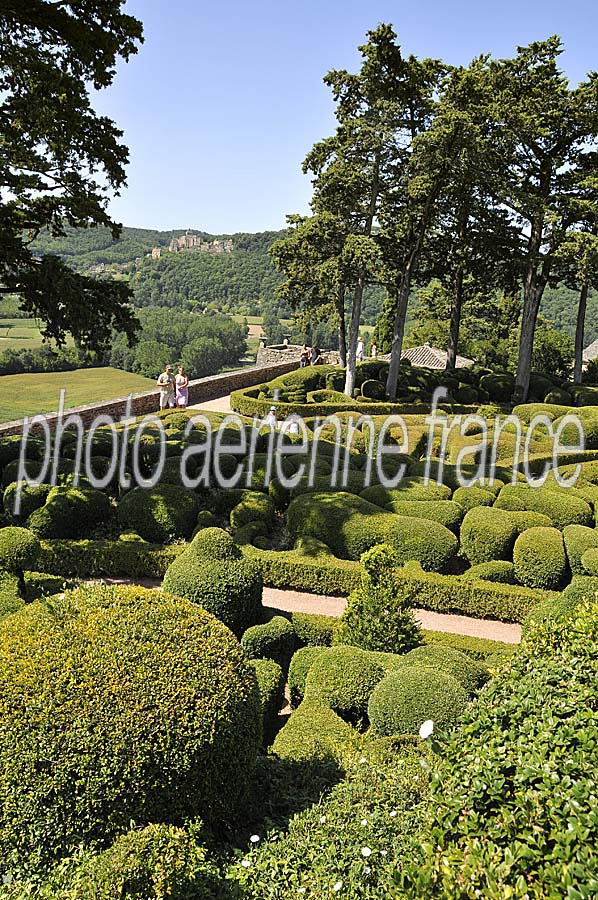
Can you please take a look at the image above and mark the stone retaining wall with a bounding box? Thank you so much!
[0,360,299,437]
[256,344,341,367]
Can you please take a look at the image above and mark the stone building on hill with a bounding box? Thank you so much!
[165,230,234,255]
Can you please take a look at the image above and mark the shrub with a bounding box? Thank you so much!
[118,485,200,543]
[361,480,452,505]
[288,646,327,706]
[454,384,478,404]
[462,559,518,584]
[581,546,598,575]
[250,658,285,745]
[28,486,111,539]
[494,483,593,528]
[230,492,275,530]
[423,629,516,663]
[3,482,51,523]
[271,700,354,767]
[303,645,385,725]
[0,585,261,875]
[368,666,468,737]
[162,529,262,635]
[513,526,567,590]
[390,645,489,696]
[337,544,422,653]
[399,601,598,899]
[452,485,496,512]
[291,611,339,646]
[288,491,458,571]
[479,372,514,402]
[361,378,386,400]
[241,615,296,670]
[385,499,463,532]
[460,507,519,565]
[544,387,572,404]
[562,523,598,575]
[234,520,269,547]
[0,526,40,596]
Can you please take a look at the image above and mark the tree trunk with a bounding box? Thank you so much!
[337,285,347,368]
[385,280,409,400]
[344,281,364,396]
[446,266,464,370]
[574,282,589,385]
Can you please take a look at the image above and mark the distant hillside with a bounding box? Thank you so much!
[540,285,598,345]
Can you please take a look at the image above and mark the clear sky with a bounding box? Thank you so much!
[96,0,598,234]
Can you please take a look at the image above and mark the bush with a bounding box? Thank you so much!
[494,483,593,528]
[337,544,422,653]
[241,615,296,670]
[0,526,40,596]
[291,611,339,646]
[288,646,327,706]
[562,523,598,575]
[230,492,275,530]
[304,645,385,725]
[462,560,518,584]
[28,486,111,539]
[250,658,285,745]
[581,547,598,575]
[390,645,489,696]
[3,482,51,523]
[271,700,354,767]
[385,499,463,532]
[368,666,468,737]
[423,629,516,663]
[513,526,567,590]
[544,387,572,404]
[361,480,452,505]
[288,491,458,571]
[0,585,261,875]
[162,529,262,635]
[479,372,514,402]
[399,601,598,899]
[234,520,269,547]
[118,485,200,543]
[452,485,496,512]
[361,379,386,400]
[460,507,519,565]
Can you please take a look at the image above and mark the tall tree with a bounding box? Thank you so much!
[488,38,598,401]
[0,0,143,351]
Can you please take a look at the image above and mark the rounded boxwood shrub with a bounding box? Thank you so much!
[0,586,262,875]
[544,388,572,405]
[162,528,262,635]
[271,700,354,767]
[250,658,285,745]
[452,485,496,512]
[361,379,386,400]
[241,615,296,671]
[454,384,478,404]
[479,372,514,402]
[368,666,468,737]
[118,484,200,543]
[462,560,518,584]
[385,499,463,532]
[3,481,51,523]
[460,507,518,565]
[563,524,598,575]
[291,612,339,647]
[233,519,269,546]
[494,483,592,529]
[581,547,598,575]
[288,645,327,706]
[28,485,111,539]
[0,526,41,597]
[513,526,567,589]
[303,645,385,725]
[230,491,275,530]
[390,645,489,696]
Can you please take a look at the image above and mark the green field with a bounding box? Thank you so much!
[0,318,61,352]
[0,367,156,423]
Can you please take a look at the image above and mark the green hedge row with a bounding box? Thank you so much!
[37,539,182,579]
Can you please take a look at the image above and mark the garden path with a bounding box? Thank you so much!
[89,578,521,644]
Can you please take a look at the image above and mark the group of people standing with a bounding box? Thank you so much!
[157,364,189,411]
[300,338,377,367]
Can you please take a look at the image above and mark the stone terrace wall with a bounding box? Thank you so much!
[0,360,299,437]
[256,344,341,367]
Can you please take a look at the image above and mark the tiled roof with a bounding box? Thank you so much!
[583,338,598,362]
[379,343,474,369]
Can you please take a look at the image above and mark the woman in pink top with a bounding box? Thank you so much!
[175,365,189,409]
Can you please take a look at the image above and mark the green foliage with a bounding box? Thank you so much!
[368,666,468,737]
[423,629,516,663]
[291,611,340,646]
[0,585,261,876]
[460,506,519,565]
[304,645,385,725]
[288,646,327,706]
[0,526,40,575]
[513,526,568,589]
[28,486,111,539]
[462,560,518,584]
[230,491,275,531]
[563,524,598,575]
[452,484,496,512]
[399,601,598,899]
[117,485,200,543]
[249,658,286,746]
[337,544,422,653]
[390,645,489,696]
[581,547,598,575]
[241,616,296,671]
[384,499,463,531]
[495,483,593,528]
[271,700,354,767]
[162,529,262,636]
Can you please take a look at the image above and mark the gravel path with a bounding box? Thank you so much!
[187,394,233,413]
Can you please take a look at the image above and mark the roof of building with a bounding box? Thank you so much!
[583,338,598,362]
[380,342,474,369]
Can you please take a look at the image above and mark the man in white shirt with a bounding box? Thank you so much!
[157,364,175,410]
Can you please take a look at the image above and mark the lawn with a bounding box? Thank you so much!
[0,367,156,423]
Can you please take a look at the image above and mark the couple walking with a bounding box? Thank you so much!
[157,364,189,410]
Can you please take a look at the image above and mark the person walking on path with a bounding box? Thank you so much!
[263,405,278,430]
[157,364,176,411]
[356,337,365,363]
[370,339,378,359]
[175,365,189,409]
[300,344,310,367]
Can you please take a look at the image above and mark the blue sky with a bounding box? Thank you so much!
[96,0,598,234]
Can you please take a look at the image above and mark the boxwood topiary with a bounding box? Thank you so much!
[3,481,51,523]
[230,491,275,531]
[563,524,598,575]
[389,644,489,696]
[28,486,111,539]
[452,485,496,512]
[368,666,468,737]
[384,499,463,532]
[291,612,339,646]
[513,526,568,590]
[271,700,354,767]
[494,483,593,529]
[0,526,41,597]
[303,645,385,725]
[460,507,519,565]
[361,379,386,400]
[462,560,518,584]
[118,484,200,543]
[0,585,262,875]
[241,615,296,671]
[162,528,262,635]
[580,547,598,575]
[250,658,285,745]
[288,645,327,706]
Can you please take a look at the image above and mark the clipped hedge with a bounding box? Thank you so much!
[494,483,593,529]
[288,646,327,706]
[462,560,518,584]
[368,666,468,737]
[452,485,496,512]
[241,615,296,670]
[384,499,463,532]
[37,538,181,579]
[0,586,261,875]
[303,645,385,724]
[117,484,200,543]
[230,491,275,530]
[460,507,519,565]
[581,547,598,575]
[291,611,339,646]
[271,700,354,768]
[390,645,489,696]
[250,658,285,745]
[513,526,567,590]
[3,482,51,523]
[562,524,598,575]
[0,527,40,594]
[28,486,111,539]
